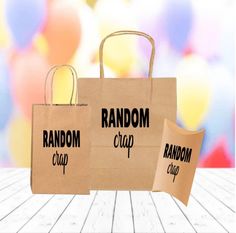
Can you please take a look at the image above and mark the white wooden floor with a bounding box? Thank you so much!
[0,169,235,233]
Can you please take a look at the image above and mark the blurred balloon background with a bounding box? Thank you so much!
[0,0,234,167]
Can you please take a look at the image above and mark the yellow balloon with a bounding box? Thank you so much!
[8,117,31,167]
[33,34,49,56]
[86,0,97,8]
[177,55,211,130]
[101,37,137,76]
[50,67,77,104]
[0,1,11,48]
[95,0,137,76]
[78,62,116,78]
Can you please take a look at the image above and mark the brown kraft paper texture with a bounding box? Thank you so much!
[152,119,205,205]
[78,30,177,190]
[31,65,91,194]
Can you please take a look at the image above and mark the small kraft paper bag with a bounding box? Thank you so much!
[31,65,90,194]
[152,119,205,205]
[78,31,177,190]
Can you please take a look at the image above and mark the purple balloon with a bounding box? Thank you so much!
[5,0,46,49]
[163,0,193,52]
[0,53,12,130]
[134,0,166,66]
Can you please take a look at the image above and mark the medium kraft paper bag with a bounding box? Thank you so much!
[78,30,177,190]
[152,119,205,205]
[31,65,90,194]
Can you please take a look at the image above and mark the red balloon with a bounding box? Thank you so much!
[43,0,81,64]
[10,49,49,118]
[199,138,234,168]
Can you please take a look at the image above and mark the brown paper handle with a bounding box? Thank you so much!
[99,30,155,79]
[44,65,78,105]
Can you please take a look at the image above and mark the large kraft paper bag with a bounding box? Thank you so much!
[31,65,90,194]
[78,31,177,190]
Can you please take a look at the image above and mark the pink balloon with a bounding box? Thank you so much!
[43,0,81,64]
[10,49,49,118]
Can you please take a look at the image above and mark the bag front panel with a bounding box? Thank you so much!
[31,105,90,194]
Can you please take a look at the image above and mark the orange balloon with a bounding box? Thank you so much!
[44,0,81,64]
[11,49,49,119]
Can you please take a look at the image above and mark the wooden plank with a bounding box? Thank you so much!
[191,182,235,232]
[223,168,235,173]
[0,168,14,173]
[131,191,164,233]
[0,168,27,176]
[172,195,228,232]
[0,170,27,188]
[0,194,53,233]
[0,178,28,203]
[201,168,235,176]
[0,168,16,176]
[81,191,116,233]
[209,169,236,185]
[50,191,97,233]
[219,169,235,176]
[112,191,134,233]
[18,195,74,233]
[217,169,236,185]
[196,170,235,195]
[0,168,19,174]
[150,192,196,233]
[0,187,33,221]
[194,173,235,212]
[198,169,235,195]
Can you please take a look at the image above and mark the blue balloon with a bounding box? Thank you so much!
[5,0,46,48]
[200,66,234,156]
[0,53,13,130]
[163,0,193,52]
[0,131,11,166]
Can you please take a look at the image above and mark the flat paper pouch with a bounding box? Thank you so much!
[152,119,204,205]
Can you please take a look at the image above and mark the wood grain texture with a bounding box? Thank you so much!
[81,191,116,232]
[0,168,234,233]
[112,191,134,233]
[131,191,164,233]
[150,192,195,233]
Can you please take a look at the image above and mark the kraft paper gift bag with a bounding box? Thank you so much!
[152,119,205,205]
[78,30,177,190]
[31,65,90,194]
